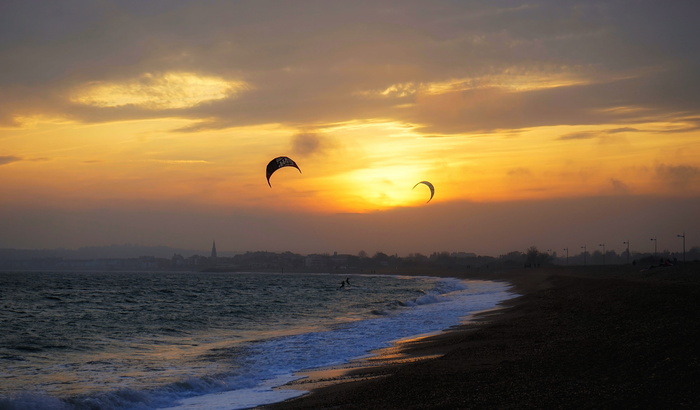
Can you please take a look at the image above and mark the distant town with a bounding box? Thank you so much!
[1,241,698,272]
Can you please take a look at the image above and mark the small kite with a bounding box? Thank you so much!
[413,180,435,203]
[266,156,301,187]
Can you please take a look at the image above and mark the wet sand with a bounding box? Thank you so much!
[264,263,700,409]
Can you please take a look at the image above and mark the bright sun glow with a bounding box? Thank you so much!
[4,113,699,214]
[334,165,431,210]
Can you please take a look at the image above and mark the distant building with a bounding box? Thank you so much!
[172,253,185,267]
[305,254,327,270]
[211,241,217,258]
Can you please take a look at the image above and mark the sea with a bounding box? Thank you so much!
[0,271,513,410]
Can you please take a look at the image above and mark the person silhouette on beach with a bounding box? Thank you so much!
[338,280,345,290]
[345,277,350,286]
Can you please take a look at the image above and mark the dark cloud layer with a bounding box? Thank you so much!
[2,0,699,133]
[1,195,697,256]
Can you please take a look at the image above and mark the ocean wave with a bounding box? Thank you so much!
[0,392,71,410]
[0,272,513,410]
[413,293,444,305]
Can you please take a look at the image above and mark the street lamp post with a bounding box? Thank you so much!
[650,237,657,259]
[563,247,569,266]
[599,243,606,265]
[581,245,587,266]
[678,232,686,262]
[623,241,630,264]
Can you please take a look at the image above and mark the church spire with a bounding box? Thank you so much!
[211,240,217,258]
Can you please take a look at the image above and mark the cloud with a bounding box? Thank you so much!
[70,72,247,110]
[291,131,338,158]
[507,167,531,177]
[656,164,700,191]
[655,118,700,134]
[557,126,646,142]
[148,159,213,165]
[408,75,641,135]
[2,1,699,133]
[609,178,630,194]
[607,127,640,134]
[291,132,321,157]
[0,155,22,165]
[558,131,598,141]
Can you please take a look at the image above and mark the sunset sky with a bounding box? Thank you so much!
[2,0,699,257]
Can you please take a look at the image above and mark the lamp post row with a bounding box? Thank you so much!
[559,233,686,265]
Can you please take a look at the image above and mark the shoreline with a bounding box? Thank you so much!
[276,303,513,395]
[264,263,700,409]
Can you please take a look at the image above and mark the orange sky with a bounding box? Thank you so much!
[1,1,699,255]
